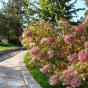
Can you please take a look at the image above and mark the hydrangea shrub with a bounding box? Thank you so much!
[22,16,88,88]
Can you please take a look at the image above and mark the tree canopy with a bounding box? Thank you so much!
[0,0,24,42]
[0,0,86,42]
[23,0,84,26]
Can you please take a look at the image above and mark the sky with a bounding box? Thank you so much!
[71,0,88,21]
[0,0,87,22]
[0,0,8,8]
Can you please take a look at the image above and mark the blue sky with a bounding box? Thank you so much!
[0,0,87,21]
[71,0,88,21]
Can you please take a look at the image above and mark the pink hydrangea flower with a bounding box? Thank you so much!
[49,75,58,85]
[30,46,40,56]
[74,24,85,35]
[37,53,45,60]
[78,50,88,62]
[41,37,48,43]
[84,41,88,48]
[47,37,55,43]
[67,66,74,72]
[64,35,75,44]
[60,70,74,84]
[40,65,52,73]
[48,51,54,59]
[71,78,81,87]
[25,30,32,37]
[60,66,81,87]
[67,53,79,64]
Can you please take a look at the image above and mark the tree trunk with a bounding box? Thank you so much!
[7,35,10,43]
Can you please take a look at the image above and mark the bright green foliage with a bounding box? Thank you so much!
[23,0,84,26]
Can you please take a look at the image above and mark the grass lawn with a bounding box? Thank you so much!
[0,42,21,49]
[24,53,64,88]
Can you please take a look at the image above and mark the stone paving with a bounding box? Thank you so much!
[0,51,41,88]
[0,51,21,62]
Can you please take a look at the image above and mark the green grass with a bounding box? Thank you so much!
[0,42,21,49]
[24,53,64,88]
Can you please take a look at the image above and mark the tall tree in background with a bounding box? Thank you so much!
[23,0,84,26]
[21,0,38,26]
[38,0,84,25]
[0,0,24,42]
[0,13,12,41]
[0,0,86,40]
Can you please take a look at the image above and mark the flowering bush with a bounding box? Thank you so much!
[22,16,88,88]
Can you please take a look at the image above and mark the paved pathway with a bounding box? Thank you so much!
[0,51,21,62]
[0,51,41,88]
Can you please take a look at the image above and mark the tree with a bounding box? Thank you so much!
[0,0,24,42]
[23,0,84,26]
[0,12,12,41]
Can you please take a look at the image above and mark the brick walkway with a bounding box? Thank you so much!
[0,51,41,88]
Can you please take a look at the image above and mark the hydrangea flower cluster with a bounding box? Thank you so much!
[78,50,88,62]
[30,46,41,56]
[61,66,81,87]
[49,75,58,85]
[64,35,75,44]
[67,53,78,64]
[40,65,52,73]
[74,24,85,35]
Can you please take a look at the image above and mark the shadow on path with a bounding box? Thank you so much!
[0,65,25,88]
[0,51,23,62]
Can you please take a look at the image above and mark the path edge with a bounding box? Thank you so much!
[20,53,42,88]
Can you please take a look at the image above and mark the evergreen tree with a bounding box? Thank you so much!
[23,0,84,26]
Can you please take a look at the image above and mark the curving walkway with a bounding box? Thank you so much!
[0,51,41,88]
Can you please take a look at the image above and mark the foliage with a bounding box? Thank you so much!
[22,0,84,26]
[22,15,88,88]
[9,38,21,45]
[0,0,24,41]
